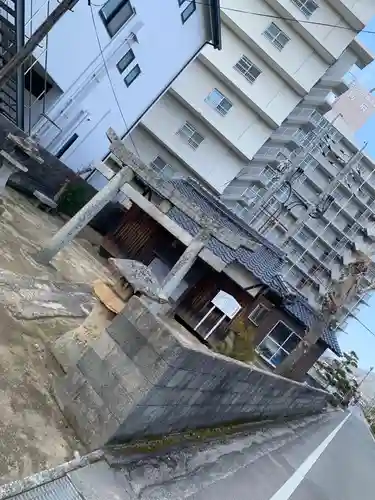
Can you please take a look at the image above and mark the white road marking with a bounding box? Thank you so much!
[268,413,351,500]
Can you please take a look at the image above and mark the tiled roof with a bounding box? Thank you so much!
[170,178,285,256]
[285,299,342,357]
[154,177,341,357]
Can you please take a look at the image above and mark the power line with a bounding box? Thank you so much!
[194,1,375,35]
[88,0,375,35]
[89,3,141,159]
[343,314,375,340]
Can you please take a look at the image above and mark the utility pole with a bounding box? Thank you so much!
[0,0,79,88]
[246,128,331,222]
[280,143,367,246]
[276,252,371,381]
[342,365,373,406]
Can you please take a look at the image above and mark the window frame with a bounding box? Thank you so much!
[181,0,196,23]
[150,156,176,178]
[124,64,141,87]
[176,121,205,150]
[205,88,233,117]
[298,228,310,242]
[234,55,262,84]
[248,303,269,326]
[55,133,79,159]
[99,0,134,38]
[116,49,135,74]
[256,320,302,367]
[263,22,290,51]
[291,0,319,18]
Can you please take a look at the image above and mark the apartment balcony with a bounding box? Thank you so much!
[303,90,337,114]
[366,224,375,239]
[221,185,261,207]
[235,165,275,185]
[335,72,356,95]
[325,0,375,30]
[287,107,324,127]
[311,150,340,180]
[319,71,355,93]
[270,125,315,150]
[264,0,350,65]
[253,145,291,164]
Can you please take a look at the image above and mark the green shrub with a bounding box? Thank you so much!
[57,180,96,217]
[215,317,257,363]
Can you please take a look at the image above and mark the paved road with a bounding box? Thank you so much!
[115,407,375,499]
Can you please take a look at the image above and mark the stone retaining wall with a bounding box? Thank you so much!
[53,296,329,450]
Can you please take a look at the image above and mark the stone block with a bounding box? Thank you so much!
[132,305,165,338]
[137,353,170,385]
[53,296,330,444]
[107,317,148,359]
[147,323,177,355]
[120,295,147,324]
[164,368,192,389]
[77,347,117,397]
[92,331,118,359]
[57,379,121,448]
[61,368,86,397]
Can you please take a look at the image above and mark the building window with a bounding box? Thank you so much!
[291,0,318,18]
[176,121,204,150]
[257,321,302,366]
[297,228,310,242]
[117,49,135,73]
[263,23,290,51]
[181,0,196,23]
[234,55,262,84]
[25,68,52,100]
[150,156,176,179]
[248,304,269,326]
[275,184,289,202]
[243,185,262,204]
[55,133,79,159]
[296,276,313,290]
[100,0,134,37]
[124,64,141,87]
[261,165,278,186]
[205,88,233,116]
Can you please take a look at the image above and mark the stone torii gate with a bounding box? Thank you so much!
[35,128,262,302]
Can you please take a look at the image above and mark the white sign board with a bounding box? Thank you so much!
[211,290,241,319]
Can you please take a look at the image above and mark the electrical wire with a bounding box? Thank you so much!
[281,149,375,327]
[342,313,375,340]
[195,1,375,35]
[88,3,141,159]
[89,0,375,35]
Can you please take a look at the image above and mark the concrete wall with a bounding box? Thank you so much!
[54,296,329,450]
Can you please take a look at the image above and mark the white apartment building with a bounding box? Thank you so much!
[0,0,221,169]
[97,0,375,322]
[117,0,375,193]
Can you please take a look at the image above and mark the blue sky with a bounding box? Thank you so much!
[337,17,375,369]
